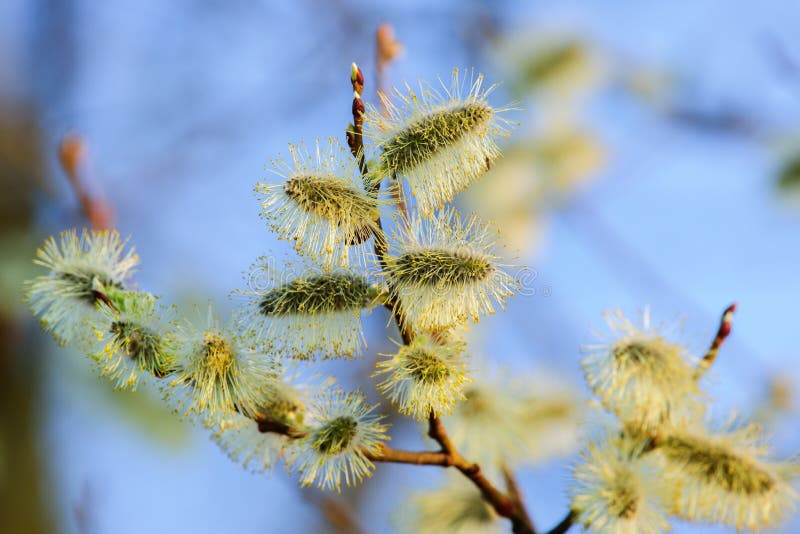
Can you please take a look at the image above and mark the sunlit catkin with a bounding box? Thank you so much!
[87,290,177,390]
[242,258,379,359]
[384,208,518,332]
[581,309,701,434]
[256,138,382,268]
[166,306,276,421]
[656,421,798,531]
[293,388,388,491]
[365,68,513,214]
[571,439,670,534]
[374,333,471,420]
[25,229,139,346]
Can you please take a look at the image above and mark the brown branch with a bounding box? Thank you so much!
[545,510,576,534]
[428,414,535,534]
[503,465,535,533]
[342,61,535,534]
[363,442,451,466]
[347,62,412,345]
[696,302,737,378]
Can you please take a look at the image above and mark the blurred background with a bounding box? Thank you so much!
[2,0,799,532]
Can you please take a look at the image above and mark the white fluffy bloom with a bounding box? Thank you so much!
[444,368,583,467]
[656,420,798,531]
[241,258,379,359]
[85,291,177,390]
[374,333,471,420]
[212,375,307,472]
[293,388,388,491]
[581,309,702,434]
[365,68,513,215]
[256,138,382,268]
[396,475,502,534]
[384,208,518,332]
[571,438,671,534]
[166,306,276,421]
[26,229,138,345]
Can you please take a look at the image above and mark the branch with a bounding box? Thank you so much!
[58,133,114,230]
[696,302,737,378]
[428,414,535,534]
[347,61,413,344]
[363,443,452,466]
[341,62,535,534]
[545,510,576,534]
[503,465,534,532]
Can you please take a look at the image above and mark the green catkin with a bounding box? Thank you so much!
[391,249,493,287]
[661,435,775,495]
[283,175,376,221]
[314,416,359,455]
[382,102,494,174]
[109,320,166,374]
[258,272,374,316]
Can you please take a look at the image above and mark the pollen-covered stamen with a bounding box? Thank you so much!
[283,174,377,221]
[608,478,640,519]
[258,272,374,316]
[391,249,493,287]
[661,435,775,495]
[406,349,451,384]
[313,416,358,455]
[382,102,494,174]
[613,340,663,367]
[201,333,235,377]
[110,320,165,372]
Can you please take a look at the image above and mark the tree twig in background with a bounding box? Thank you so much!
[58,134,113,230]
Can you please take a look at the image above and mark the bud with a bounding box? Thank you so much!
[350,62,363,86]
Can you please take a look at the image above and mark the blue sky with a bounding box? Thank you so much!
[3,0,800,532]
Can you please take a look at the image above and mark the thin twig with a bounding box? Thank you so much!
[427,414,534,534]
[363,443,452,466]
[347,62,413,344]
[503,465,535,533]
[696,302,737,378]
[545,510,576,534]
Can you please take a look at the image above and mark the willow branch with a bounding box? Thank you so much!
[427,414,535,534]
[696,302,737,378]
[503,465,534,532]
[342,62,534,534]
[363,443,452,466]
[545,510,576,534]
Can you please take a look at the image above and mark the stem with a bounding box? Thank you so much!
[428,414,535,534]
[363,443,451,466]
[503,465,535,532]
[545,510,576,534]
[696,303,737,378]
[343,62,536,534]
